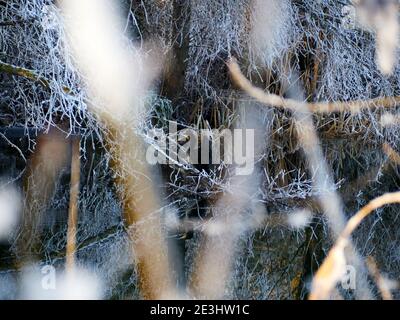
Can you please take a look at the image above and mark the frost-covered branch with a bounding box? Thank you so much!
[0,59,72,94]
[0,59,50,88]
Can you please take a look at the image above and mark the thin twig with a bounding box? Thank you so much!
[61,0,174,299]
[66,135,81,272]
[0,131,26,162]
[0,60,49,88]
[227,58,400,114]
[14,127,70,264]
[309,191,400,300]
[0,60,70,93]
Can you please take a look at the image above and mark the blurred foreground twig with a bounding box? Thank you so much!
[310,191,400,300]
[66,136,80,273]
[228,58,400,114]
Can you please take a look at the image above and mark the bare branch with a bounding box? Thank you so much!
[227,58,400,113]
[0,60,70,93]
[310,191,400,300]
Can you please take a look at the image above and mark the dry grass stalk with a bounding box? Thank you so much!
[189,103,266,299]
[66,136,81,273]
[61,0,173,299]
[227,58,400,113]
[189,177,255,299]
[310,191,400,300]
[107,125,174,299]
[15,127,70,264]
[366,256,397,300]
